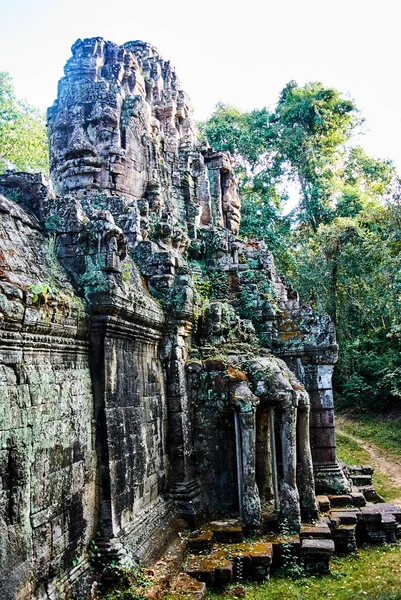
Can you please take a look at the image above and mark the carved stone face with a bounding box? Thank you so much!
[48,39,149,200]
[49,94,153,200]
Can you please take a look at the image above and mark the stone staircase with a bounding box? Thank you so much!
[138,479,401,598]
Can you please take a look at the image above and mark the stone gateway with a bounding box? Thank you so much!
[0,38,351,599]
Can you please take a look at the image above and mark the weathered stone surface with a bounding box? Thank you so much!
[316,495,331,512]
[301,538,335,574]
[0,35,348,598]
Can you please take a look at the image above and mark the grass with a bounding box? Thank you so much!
[206,544,401,599]
[337,413,401,459]
[335,433,401,503]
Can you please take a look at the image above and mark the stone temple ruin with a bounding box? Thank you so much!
[0,37,400,599]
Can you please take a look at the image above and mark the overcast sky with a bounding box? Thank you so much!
[1,0,400,172]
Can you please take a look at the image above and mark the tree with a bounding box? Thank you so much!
[200,85,401,413]
[270,81,359,232]
[0,71,48,173]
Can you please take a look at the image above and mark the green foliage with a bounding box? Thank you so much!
[0,71,48,173]
[122,263,131,285]
[29,282,53,304]
[209,271,230,299]
[100,563,153,600]
[201,87,401,414]
[290,205,401,412]
[193,274,211,321]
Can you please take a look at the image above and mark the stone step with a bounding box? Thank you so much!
[328,494,353,508]
[185,555,234,587]
[331,524,357,554]
[168,573,206,599]
[349,491,366,507]
[213,542,273,581]
[316,495,331,513]
[300,521,332,540]
[351,474,373,487]
[330,509,360,525]
[185,541,273,585]
[360,503,401,523]
[266,535,300,569]
[348,465,374,476]
[203,520,243,543]
[186,530,214,554]
[358,485,384,503]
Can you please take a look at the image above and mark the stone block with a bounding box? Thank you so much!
[185,556,233,587]
[350,492,366,507]
[359,485,384,503]
[300,522,331,540]
[330,510,359,525]
[316,495,330,512]
[186,530,214,554]
[328,494,353,508]
[351,474,372,487]
[205,520,243,543]
[301,538,335,574]
[331,524,357,553]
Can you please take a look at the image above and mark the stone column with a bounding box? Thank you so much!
[304,361,350,494]
[279,404,297,489]
[297,400,318,520]
[232,381,261,530]
[278,404,301,530]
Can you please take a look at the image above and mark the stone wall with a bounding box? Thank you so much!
[0,194,95,599]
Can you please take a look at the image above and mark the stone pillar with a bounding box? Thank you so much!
[278,404,301,530]
[207,166,224,227]
[297,401,318,520]
[232,382,261,530]
[304,361,350,494]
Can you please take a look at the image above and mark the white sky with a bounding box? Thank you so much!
[0,0,400,172]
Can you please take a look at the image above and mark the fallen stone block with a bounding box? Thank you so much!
[351,474,373,487]
[300,522,331,540]
[359,485,384,503]
[331,524,357,553]
[330,510,359,525]
[350,492,366,507]
[185,556,233,587]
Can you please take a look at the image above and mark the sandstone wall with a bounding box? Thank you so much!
[0,195,95,599]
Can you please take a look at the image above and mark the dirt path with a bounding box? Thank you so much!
[336,416,401,504]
